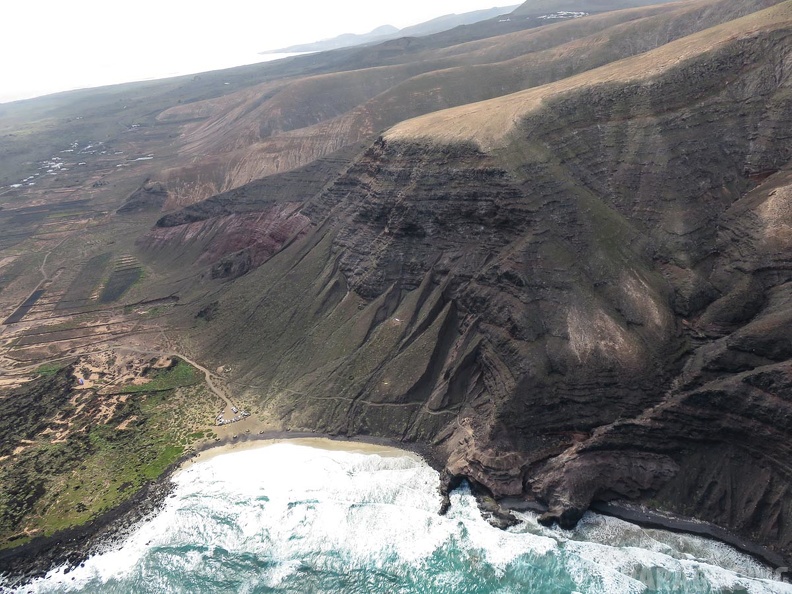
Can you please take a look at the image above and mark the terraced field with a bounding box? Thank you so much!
[55,253,112,311]
[98,256,143,304]
[2,290,45,325]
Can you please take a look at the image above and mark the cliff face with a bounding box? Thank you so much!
[162,3,792,564]
[7,0,792,569]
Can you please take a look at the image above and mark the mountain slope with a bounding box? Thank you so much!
[2,0,792,571]
[167,0,792,564]
[512,0,679,14]
[157,0,773,208]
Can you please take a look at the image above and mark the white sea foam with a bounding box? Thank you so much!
[7,442,792,593]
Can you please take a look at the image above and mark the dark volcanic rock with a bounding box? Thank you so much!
[211,249,253,280]
[195,301,219,321]
[141,204,311,276]
[117,180,168,214]
[5,0,792,579]
[186,12,792,567]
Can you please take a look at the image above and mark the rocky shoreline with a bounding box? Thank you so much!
[0,468,175,589]
[494,495,789,578]
[588,501,791,580]
[1,432,789,588]
[483,489,790,578]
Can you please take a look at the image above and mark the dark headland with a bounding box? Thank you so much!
[0,0,792,584]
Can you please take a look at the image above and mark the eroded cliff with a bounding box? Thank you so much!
[154,2,792,564]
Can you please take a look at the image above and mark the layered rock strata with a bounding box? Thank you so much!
[147,1,792,565]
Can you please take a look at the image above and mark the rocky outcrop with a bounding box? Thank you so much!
[117,180,168,214]
[138,145,369,276]
[141,204,310,279]
[530,166,792,561]
[167,3,792,566]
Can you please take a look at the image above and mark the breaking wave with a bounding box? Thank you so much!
[5,440,791,593]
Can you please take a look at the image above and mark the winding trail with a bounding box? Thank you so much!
[110,344,238,415]
[2,247,241,422]
[39,251,52,282]
[0,355,73,376]
[167,352,236,413]
[36,234,69,286]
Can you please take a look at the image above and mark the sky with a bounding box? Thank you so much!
[0,1,515,103]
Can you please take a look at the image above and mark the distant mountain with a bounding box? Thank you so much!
[262,6,519,54]
[265,25,400,54]
[511,0,678,14]
[397,6,520,36]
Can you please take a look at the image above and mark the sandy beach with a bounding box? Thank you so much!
[177,436,425,474]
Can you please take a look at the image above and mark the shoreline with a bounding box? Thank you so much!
[0,468,175,588]
[498,497,788,574]
[1,432,789,586]
[176,431,432,473]
[588,501,791,577]
[0,431,437,587]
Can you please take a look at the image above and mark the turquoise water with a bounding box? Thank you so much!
[4,441,791,593]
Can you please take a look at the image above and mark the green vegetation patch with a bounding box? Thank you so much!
[34,361,67,377]
[0,363,219,550]
[119,358,201,393]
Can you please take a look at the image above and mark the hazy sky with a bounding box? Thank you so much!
[1,1,515,103]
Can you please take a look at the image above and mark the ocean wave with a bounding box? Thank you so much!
[7,441,792,594]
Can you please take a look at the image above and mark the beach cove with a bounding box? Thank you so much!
[1,438,790,593]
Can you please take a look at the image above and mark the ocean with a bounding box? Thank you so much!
[4,440,791,593]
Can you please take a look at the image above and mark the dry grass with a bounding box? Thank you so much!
[386,1,792,150]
